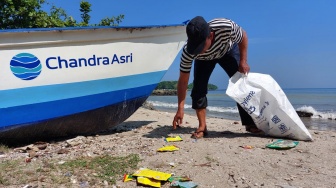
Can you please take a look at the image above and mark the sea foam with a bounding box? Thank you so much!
[147,100,238,113]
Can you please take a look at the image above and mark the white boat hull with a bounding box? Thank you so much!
[0,25,186,144]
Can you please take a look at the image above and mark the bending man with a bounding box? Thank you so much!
[172,16,262,138]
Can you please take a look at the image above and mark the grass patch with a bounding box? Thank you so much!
[0,153,140,187]
[60,154,140,185]
[0,144,9,153]
[0,159,21,186]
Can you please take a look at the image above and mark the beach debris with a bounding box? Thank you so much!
[132,168,172,181]
[168,176,197,188]
[170,180,198,188]
[65,136,86,147]
[28,150,37,158]
[25,157,32,163]
[137,176,161,187]
[124,168,198,188]
[157,145,179,152]
[240,145,254,149]
[266,139,299,150]
[123,174,136,182]
[191,138,199,143]
[168,176,192,182]
[57,148,70,154]
[14,144,40,153]
[124,168,172,187]
[64,171,72,177]
[164,135,183,142]
[169,162,176,167]
[0,152,5,158]
[79,181,89,188]
[34,141,48,150]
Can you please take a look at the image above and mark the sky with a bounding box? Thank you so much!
[43,0,336,89]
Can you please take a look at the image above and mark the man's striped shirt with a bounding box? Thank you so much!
[180,18,244,73]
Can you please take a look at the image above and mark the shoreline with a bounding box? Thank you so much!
[1,107,336,187]
[144,99,336,132]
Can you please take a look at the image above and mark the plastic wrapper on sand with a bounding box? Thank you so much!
[132,168,172,181]
[157,145,179,152]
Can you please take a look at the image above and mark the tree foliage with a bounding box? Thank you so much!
[0,0,124,29]
[187,83,218,90]
[80,1,91,26]
[97,15,125,27]
[207,84,218,90]
[155,81,178,90]
[155,81,218,90]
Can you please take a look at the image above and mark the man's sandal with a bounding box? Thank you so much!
[191,129,208,139]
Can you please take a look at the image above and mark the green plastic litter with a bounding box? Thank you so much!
[266,139,299,149]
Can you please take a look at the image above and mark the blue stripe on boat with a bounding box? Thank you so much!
[1,71,165,108]
[0,84,156,128]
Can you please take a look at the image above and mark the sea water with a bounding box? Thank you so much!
[147,88,336,131]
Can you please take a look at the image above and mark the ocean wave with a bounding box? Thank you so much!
[147,100,238,113]
[207,106,238,113]
[296,105,336,120]
[148,101,336,120]
[147,100,192,109]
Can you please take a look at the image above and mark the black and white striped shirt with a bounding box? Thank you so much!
[180,18,244,73]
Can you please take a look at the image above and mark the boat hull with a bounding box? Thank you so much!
[0,25,186,143]
[0,94,148,144]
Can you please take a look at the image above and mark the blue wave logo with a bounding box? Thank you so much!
[10,53,42,80]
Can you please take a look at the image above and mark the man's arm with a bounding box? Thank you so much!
[172,71,190,129]
[238,29,250,74]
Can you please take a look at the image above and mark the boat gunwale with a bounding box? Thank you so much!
[0,23,187,33]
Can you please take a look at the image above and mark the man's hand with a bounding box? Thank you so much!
[172,109,184,129]
[238,60,250,74]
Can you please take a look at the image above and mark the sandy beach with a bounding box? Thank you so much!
[1,106,336,188]
[114,107,336,188]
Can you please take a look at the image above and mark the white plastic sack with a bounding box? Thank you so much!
[226,72,312,141]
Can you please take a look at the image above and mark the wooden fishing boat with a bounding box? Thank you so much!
[0,24,186,144]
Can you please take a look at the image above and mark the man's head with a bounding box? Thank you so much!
[186,16,210,55]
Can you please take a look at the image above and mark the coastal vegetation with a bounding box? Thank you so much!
[152,81,218,95]
[155,81,218,90]
[0,0,124,29]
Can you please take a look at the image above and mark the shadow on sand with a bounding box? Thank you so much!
[2,120,272,148]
